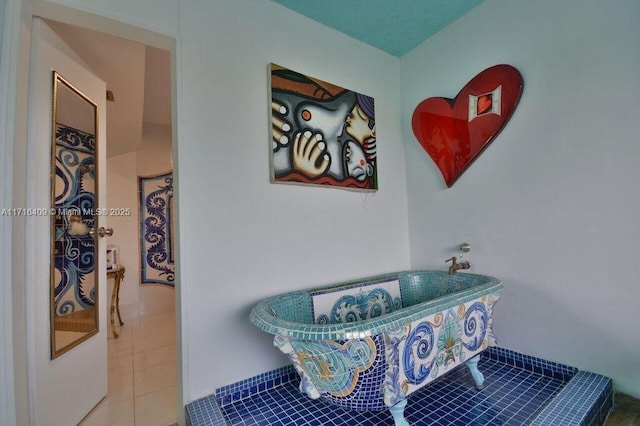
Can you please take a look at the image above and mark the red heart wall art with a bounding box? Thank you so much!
[412,64,524,187]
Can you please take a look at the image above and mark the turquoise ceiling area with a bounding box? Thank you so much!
[270,0,484,57]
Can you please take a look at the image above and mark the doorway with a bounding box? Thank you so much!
[46,20,178,425]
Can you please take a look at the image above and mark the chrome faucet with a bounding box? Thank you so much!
[446,256,470,275]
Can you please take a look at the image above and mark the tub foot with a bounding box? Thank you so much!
[389,399,410,426]
[466,355,485,390]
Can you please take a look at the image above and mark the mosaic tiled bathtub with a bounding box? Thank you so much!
[250,270,503,425]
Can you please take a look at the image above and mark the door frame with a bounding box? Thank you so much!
[1,0,182,423]
[1,0,23,423]
[28,18,108,424]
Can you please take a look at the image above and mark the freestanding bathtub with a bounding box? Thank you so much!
[250,270,503,426]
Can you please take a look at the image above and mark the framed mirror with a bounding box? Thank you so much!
[50,71,99,358]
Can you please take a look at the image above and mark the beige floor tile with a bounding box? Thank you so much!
[104,373,134,406]
[139,302,175,318]
[133,344,176,372]
[80,398,135,426]
[133,315,175,340]
[138,287,175,317]
[108,321,135,341]
[132,331,175,354]
[108,353,134,378]
[109,324,134,341]
[138,309,174,323]
[95,286,177,425]
[134,361,177,397]
[134,386,177,426]
[108,333,134,359]
[118,303,140,322]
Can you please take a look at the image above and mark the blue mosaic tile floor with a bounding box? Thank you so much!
[187,348,613,426]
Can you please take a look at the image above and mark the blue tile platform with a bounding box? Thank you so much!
[186,347,612,425]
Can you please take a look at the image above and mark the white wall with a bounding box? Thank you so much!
[176,0,409,402]
[401,0,640,398]
[137,122,172,175]
[106,123,173,308]
[0,0,16,423]
[106,151,138,305]
[0,0,5,47]
[7,2,35,423]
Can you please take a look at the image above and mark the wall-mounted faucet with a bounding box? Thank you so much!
[446,256,470,275]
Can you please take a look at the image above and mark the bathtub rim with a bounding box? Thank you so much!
[250,270,503,341]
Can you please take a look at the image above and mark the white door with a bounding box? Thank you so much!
[26,18,108,425]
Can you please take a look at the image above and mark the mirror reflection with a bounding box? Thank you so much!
[51,71,99,358]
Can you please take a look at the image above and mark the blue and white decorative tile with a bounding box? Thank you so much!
[311,279,402,324]
[138,171,175,287]
[384,295,499,405]
[53,123,96,316]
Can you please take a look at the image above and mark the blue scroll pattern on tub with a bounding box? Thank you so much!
[139,172,174,286]
[53,124,96,316]
[383,295,499,406]
[317,288,402,324]
[403,322,436,384]
[312,280,402,325]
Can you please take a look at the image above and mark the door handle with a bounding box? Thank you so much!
[89,227,114,238]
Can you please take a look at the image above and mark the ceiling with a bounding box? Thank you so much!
[270,0,484,57]
[44,1,480,157]
[47,21,172,157]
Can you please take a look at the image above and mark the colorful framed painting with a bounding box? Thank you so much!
[138,171,175,287]
[270,63,377,190]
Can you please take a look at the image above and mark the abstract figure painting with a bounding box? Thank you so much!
[270,64,377,190]
[412,64,524,187]
[139,172,175,287]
